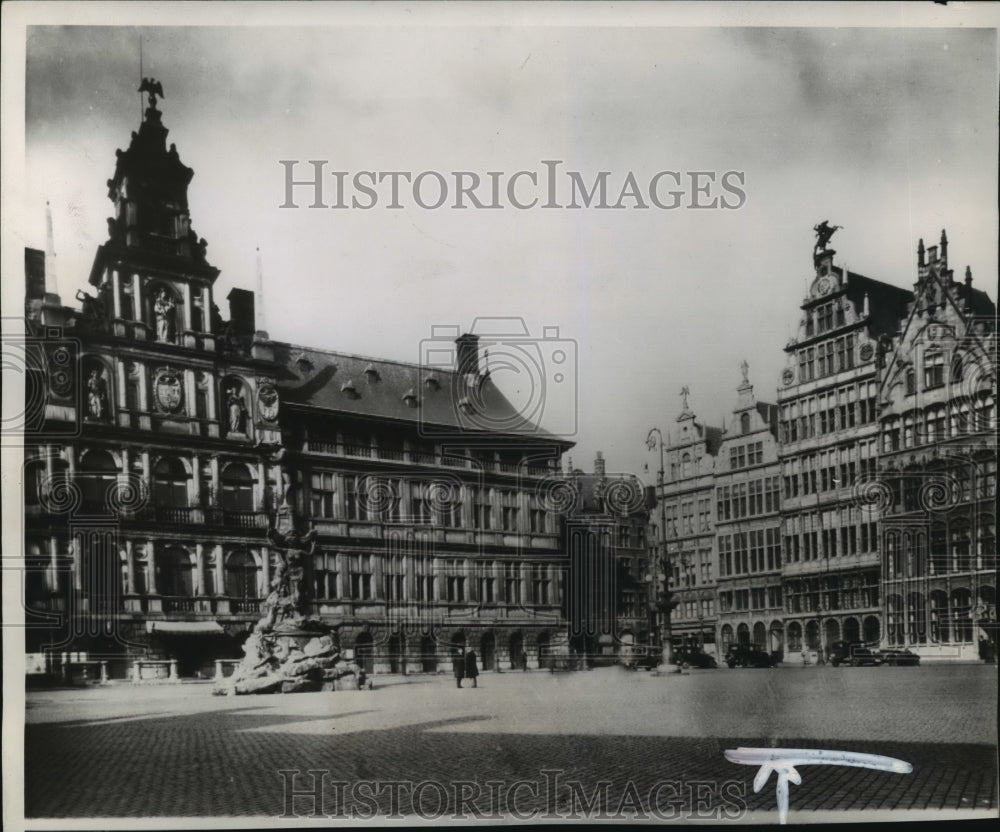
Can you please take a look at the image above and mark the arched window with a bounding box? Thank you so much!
[720,624,734,652]
[681,452,691,478]
[220,463,255,511]
[950,519,971,572]
[905,368,916,396]
[978,516,996,571]
[883,417,901,453]
[787,621,802,652]
[903,413,916,448]
[907,592,926,644]
[158,546,194,597]
[153,457,189,506]
[951,588,973,643]
[929,590,949,643]
[79,450,119,508]
[225,549,260,598]
[740,413,751,435]
[923,352,944,390]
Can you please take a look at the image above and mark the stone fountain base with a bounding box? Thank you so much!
[214,618,370,695]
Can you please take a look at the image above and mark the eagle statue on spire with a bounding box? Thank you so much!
[138,77,164,108]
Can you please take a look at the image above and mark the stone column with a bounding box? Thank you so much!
[203,286,213,333]
[137,362,148,412]
[335,553,345,598]
[261,545,270,596]
[140,450,151,498]
[182,283,193,333]
[194,543,205,596]
[214,544,225,595]
[206,376,217,422]
[147,539,158,594]
[125,539,136,594]
[49,536,60,593]
[71,534,82,591]
[209,457,220,506]
[190,453,201,507]
[256,462,267,511]
[184,370,197,418]
[116,361,128,410]
[132,273,143,322]
[112,269,122,318]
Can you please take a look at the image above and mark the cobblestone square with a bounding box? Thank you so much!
[22,663,998,822]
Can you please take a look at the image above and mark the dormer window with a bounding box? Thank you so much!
[424,374,440,391]
[740,413,751,435]
[341,380,359,399]
[364,364,380,383]
[402,388,419,408]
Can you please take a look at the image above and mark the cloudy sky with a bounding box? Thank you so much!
[6,3,998,482]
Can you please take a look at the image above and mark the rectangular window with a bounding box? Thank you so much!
[349,554,373,600]
[504,562,522,604]
[531,565,550,605]
[475,488,492,530]
[310,471,336,518]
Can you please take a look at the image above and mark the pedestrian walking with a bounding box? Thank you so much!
[464,648,479,688]
[452,648,465,688]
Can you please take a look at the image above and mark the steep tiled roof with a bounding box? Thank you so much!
[272,341,572,445]
[840,268,914,338]
[952,279,996,317]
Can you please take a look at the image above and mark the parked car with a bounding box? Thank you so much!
[673,649,718,669]
[830,641,884,667]
[881,648,920,666]
[725,644,774,668]
[625,648,660,671]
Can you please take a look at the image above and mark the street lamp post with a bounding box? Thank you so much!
[646,427,674,667]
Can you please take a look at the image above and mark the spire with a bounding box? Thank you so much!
[255,246,268,335]
[44,201,60,299]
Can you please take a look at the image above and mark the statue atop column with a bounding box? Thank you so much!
[813,220,842,263]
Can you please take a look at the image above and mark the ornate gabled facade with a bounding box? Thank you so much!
[714,364,783,657]
[876,232,997,661]
[655,391,722,653]
[23,82,574,682]
[777,248,914,662]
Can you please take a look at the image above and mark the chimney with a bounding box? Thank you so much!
[594,451,606,477]
[227,288,256,336]
[917,238,925,267]
[965,266,972,287]
[939,229,948,266]
[456,333,481,378]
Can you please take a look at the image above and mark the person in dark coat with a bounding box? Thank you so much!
[464,648,479,688]
[452,649,465,688]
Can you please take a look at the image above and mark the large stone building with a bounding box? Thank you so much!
[714,366,783,657]
[650,392,722,655]
[22,84,576,680]
[776,247,914,661]
[876,232,996,661]
[648,231,995,664]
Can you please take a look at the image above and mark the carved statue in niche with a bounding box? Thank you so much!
[226,384,249,434]
[154,289,176,342]
[86,367,110,421]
